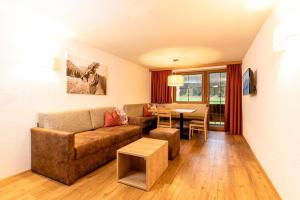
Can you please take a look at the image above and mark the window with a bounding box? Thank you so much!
[175,74,203,102]
[209,72,226,105]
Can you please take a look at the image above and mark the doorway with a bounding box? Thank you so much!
[208,71,227,130]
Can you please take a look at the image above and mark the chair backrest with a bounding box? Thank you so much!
[157,109,172,128]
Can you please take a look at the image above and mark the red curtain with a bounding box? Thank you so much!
[151,70,172,103]
[225,64,243,135]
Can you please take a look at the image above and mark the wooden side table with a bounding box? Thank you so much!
[117,138,168,191]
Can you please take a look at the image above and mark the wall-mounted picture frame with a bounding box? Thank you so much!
[243,68,257,96]
[66,54,107,95]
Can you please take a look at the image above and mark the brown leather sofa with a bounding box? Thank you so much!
[123,104,156,132]
[31,107,141,185]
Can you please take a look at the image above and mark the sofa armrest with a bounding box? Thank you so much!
[31,127,76,185]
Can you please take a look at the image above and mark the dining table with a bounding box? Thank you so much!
[171,108,196,138]
[149,107,196,139]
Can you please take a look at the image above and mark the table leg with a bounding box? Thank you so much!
[180,113,184,138]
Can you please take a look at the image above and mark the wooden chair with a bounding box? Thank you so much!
[189,108,209,140]
[157,109,177,128]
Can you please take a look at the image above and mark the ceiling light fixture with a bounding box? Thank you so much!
[168,58,184,87]
[168,75,184,87]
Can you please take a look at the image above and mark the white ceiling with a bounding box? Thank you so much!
[3,0,276,68]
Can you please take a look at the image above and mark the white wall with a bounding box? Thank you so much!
[242,2,300,200]
[0,9,150,179]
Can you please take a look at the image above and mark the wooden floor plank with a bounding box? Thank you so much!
[0,132,281,200]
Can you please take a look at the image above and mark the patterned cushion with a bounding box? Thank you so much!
[114,108,128,125]
[39,109,93,133]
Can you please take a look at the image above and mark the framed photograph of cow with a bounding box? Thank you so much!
[66,55,107,95]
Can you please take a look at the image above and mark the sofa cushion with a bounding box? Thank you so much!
[39,109,93,133]
[123,104,145,117]
[94,125,140,143]
[143,104,152,117]
[149,128,180,160]
[75,131,117,160]
[89,107,115,129]
[128,116,156,126]
[104,111,122,127]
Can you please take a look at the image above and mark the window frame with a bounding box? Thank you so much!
[174,69,227,104]
[173,71,206,104]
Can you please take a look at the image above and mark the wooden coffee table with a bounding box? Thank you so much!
[117,138,168,191]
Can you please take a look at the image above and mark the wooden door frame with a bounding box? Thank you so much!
[207,69,227,131]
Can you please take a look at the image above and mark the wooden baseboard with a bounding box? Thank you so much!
[242,136,282,199]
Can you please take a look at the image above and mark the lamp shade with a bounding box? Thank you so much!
[168,75,184,86]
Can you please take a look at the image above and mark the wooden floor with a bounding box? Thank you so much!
[0,132,280,200]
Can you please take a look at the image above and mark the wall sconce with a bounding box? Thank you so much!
[52,57,60,71]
